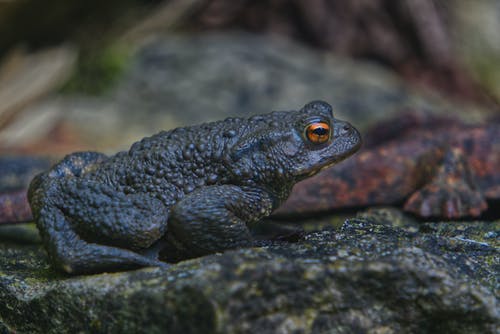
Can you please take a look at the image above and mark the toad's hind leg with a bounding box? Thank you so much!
[34,179,169,274]
[38,207,167,274]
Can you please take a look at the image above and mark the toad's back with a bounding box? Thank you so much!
[88,112,303,207]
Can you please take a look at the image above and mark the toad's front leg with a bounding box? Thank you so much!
[161,185,276,262]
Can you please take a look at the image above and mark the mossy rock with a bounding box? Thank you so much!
[0,210,498,333]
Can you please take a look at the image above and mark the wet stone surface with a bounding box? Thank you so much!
[0,208,498,333]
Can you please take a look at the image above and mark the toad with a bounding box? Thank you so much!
[28,101,361,274]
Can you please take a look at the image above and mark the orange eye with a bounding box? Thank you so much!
[305,122,330,144]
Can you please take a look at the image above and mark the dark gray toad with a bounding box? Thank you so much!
[28,101,361,274]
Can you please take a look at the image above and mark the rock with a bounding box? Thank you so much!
[7,33,490,153]
[0,156,52,192]
[0,156,53,224]
[108,33,489,136]
[0,209,498,333]
[112,33,415,129]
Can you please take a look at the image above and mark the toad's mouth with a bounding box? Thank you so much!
[299,157,345,179]
[297,142,361,179]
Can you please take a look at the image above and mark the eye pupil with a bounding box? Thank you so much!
[305,122,330,144]
[313,127,327,136]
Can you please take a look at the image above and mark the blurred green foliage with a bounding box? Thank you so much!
[62,45,131,95]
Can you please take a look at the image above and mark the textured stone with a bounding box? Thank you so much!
[0,209,498,333]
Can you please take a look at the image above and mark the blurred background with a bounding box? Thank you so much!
[0,0,498,156]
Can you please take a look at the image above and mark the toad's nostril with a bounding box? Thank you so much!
[339,123,351,136]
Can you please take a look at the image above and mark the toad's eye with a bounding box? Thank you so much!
[305,122,330,144]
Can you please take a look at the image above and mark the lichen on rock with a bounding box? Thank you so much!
[0,208,498,333]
